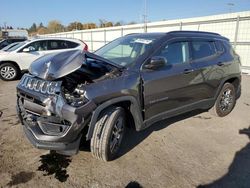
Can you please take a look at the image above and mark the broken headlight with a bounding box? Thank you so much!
[63,84,89,107]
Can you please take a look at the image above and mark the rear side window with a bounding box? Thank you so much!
[191,41,216,60]
[66,41,79,48]
[48,40,79,50]
[157,42,190,65]
[215,41,224,53]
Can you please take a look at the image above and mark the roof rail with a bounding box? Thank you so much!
[168,30,221,36]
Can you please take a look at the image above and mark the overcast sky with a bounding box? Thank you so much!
[1,0,250,28]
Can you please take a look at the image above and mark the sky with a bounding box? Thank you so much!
[0,0,250,29]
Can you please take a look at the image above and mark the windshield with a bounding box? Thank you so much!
[1,42,20,51]
[6,41,27,52]
[95,35,159,67]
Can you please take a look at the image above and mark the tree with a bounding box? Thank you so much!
[99,19,106,28]
[67,22,83,31]
[99,19,114,28]
[37,27,48,34]
[29,23,37,33]
[105,22,113,27]
[47,20,64,33]
[39,22,44,28]
[82,23,97,30]
[127,21,137,25]
[114,22,122,26]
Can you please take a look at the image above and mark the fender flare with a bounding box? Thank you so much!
[86,96,144,140]
[214,74,241,101]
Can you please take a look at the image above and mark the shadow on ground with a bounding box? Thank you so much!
[37,151,72,182]
[125,181,143,188]
[7,171,35,186]
[197,126,250,188]
[118,109,207,159]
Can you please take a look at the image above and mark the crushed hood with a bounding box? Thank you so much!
[29,50,122,81]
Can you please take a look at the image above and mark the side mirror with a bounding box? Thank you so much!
[145,56,166,70]
[23,46,35,52]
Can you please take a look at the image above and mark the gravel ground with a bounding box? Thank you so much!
[0,75,250,188]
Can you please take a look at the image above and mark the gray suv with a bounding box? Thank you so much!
[16,31,241,161]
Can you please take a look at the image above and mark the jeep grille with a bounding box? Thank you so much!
[19,74,60,95]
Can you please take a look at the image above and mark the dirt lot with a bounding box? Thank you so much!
[0,75,250,188]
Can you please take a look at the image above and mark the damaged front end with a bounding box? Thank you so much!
[16,50,121,155]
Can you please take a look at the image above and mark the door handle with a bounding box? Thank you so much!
[217,62,225,66]
[183,69,194,74]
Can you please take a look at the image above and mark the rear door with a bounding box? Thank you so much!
[190,39,225,99]
[141,38,201,120]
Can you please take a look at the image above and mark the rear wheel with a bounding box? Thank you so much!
[210,83,236,117]
[91,106,126,161]
[0,63,19,81]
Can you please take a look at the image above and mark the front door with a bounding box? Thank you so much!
[18,40,47,70]
[141,39,201,121]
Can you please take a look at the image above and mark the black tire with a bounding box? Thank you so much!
[0,63,19,81]
[91,106,126,161]
[210,83,236,117]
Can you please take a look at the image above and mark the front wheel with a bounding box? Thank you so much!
[210,83,236,117]
[0,63,19,81]
[91,106,126,161]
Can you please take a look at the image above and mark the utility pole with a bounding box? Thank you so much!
[143,0,147,33]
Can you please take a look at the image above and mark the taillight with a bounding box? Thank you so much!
[83,44,88,51]
[79,40,88,51]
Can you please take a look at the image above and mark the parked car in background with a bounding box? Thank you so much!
[0,38,27,50]
[0,42,21,53]
[0,38,88,80]
[16,31,241,161]
[1,29,28,39]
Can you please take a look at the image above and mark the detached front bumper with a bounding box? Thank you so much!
[16,78,96,155]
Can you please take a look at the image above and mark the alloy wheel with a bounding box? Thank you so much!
[109,116,125,154]
[0,66,16,80]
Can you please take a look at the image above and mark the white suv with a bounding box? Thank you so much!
[0,38,88,80]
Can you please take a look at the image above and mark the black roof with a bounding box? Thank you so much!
[167,31,229,40]
[168,30,220,36]
[126,31,228,40]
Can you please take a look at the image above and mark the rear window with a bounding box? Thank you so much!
[191,41,216,60]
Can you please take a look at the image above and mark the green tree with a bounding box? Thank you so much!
[39,22,44,28]
[29,23,37,33]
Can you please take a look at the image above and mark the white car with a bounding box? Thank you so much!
[0,38,88,80]
[0,42,21,53]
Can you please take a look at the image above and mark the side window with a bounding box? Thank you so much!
[191,41,216,60]
[66,41,79,48]
[0,40,9,48]
[157,42,190,65]
[48,40,61,50]
[22,41,47,52]
[215,41,224,53]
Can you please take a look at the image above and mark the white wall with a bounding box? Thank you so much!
[41,11,250,72]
